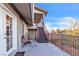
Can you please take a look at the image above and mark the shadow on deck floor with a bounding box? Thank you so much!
[9,42,70,56]
[21,43,70,56]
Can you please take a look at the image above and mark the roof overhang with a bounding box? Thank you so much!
[34,13,43,23]
[34,6,48,23]
[34,6,48,15]
[5,3,33,26]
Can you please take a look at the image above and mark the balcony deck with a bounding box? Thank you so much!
[20,42,70,56]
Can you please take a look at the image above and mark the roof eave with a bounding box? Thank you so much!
[34,6,48,15]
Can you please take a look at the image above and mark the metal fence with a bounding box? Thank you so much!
[49,33,79,56]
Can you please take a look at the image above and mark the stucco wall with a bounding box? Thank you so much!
[17,17,23,50]
[23,21,28,43]
[17,17,28,49]
[28,30,36,40]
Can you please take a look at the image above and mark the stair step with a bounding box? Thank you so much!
[37,27,48,43]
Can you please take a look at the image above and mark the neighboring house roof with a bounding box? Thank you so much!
[34,6,48,23]
[35,6,48,15]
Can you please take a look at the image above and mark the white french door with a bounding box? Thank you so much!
[6,15,13,52]
[0,6,17,55]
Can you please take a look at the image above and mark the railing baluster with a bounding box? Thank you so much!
[49,33,79,56]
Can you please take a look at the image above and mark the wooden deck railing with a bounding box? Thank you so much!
[43,24,49,40]
[49,33,79,56]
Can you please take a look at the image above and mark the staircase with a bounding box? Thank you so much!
[37,27,48,43]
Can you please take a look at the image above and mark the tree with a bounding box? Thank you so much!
[70,20,79,30]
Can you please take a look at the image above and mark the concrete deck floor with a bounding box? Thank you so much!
[20,42,70,56]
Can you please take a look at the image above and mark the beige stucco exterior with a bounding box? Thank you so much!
[28,29,37,40]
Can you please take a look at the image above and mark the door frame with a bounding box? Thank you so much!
[1,5,18,55]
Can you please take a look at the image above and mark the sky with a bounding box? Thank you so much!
[35,3,79,32]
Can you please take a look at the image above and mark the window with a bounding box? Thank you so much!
[6,15,13,51]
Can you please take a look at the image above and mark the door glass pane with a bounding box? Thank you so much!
[22,23,24,34]
[6,37,9,44]
[10,24,12,29]
[9,36,12,42]
[6,15,9,25]
[9,43,12,49]
[10,17,12,23]
[6,26,9,29]
[10,30,12,35]
[6,29,9,36]
[6,44,9,51]
[6,15,13,51]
